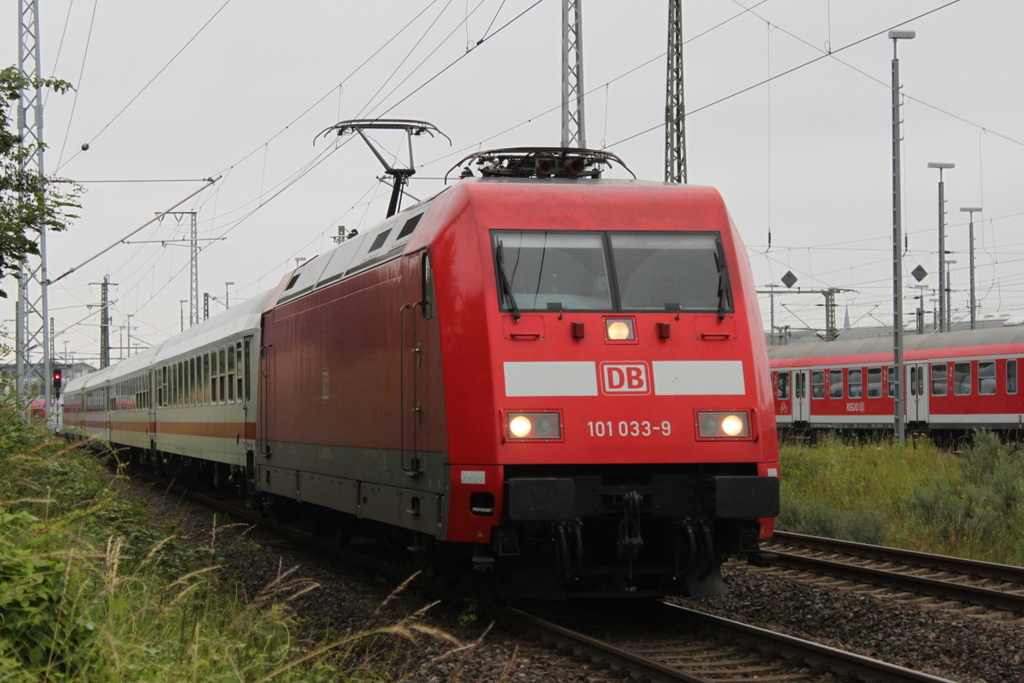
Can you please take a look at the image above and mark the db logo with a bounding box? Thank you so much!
[600,362,651,395]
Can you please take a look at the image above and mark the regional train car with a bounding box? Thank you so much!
[62,147,780,599]
[768,327,1024,435]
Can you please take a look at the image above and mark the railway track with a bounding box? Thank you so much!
[493,599,957,683]
[765,531,1024,617]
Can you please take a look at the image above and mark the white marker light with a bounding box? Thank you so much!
[605,318,635,341]
[721,414,744,436]
[509,415,533,438]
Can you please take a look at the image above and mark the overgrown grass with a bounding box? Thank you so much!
[0,404,459,682]
[778,431,1024,565]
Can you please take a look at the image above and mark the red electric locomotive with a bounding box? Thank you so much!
[63,147,780,599]
[769,327,1024,435]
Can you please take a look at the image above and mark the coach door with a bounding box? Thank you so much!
[400,251,433,477]
[906,363,929,423]
[791,369,810,422]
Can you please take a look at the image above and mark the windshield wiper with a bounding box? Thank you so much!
[495,241,521,321]
[714,251,731,322]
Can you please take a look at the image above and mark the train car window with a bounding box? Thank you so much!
[978,361,996,395]
[828,370,843,399]
[421,253,436,320]
[931,363,948,396]
[867,368,882,398]
[237,343,244,401]
[848,369,863,399]
[244,338,252,402]
[609,232,729,313]
[219,347,227,403]
[493,231,612,312]
[953,362,972,396]
[887,367,895,397]
[811,370,825,399]
[227,344,236,402]
[776,372,790,400]
[203,354,211,404]
[1008,359,1018,395]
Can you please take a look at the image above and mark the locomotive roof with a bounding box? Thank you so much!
[768,326,1024,362]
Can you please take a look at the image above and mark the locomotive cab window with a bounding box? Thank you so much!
[978,361,996,395]
[491,230,730,314]
[1008,359,1018,395]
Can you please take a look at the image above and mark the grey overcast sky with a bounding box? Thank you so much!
[3,0,1022,362]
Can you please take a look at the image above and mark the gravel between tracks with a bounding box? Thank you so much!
[128,477,1024,682]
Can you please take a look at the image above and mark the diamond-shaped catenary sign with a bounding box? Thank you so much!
[911,265,928,282]
[781,271,798,289]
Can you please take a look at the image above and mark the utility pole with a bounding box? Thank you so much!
[756,286,851,342]
[561,0,586,148]
[16,0,52,417]
[665,0,686,183]
[927,162,954,332]
[90,276,115,368]
[960,206,982,329]
[161,211,199,327]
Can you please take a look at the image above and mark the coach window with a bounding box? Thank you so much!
[202,354,210,403]
[930,363,947,396]
[219,348,227,402]
[828,369,843,399]
[848,369,863,399]
[244,338,252,402]
[811,370,825,399]
[776,372,790,400]
[1008,359,1018,395]
[867,368,882,398]
[211,350,219,402]
[978,361,996,395]
[236,343,244,400]
[887,367,895,398]
[953,362,972,396]
[227,344,236,402]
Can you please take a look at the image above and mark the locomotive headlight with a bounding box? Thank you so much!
[506,411,562,440]
[605,318,636,341]
[509,415,533,438]
[696,411,750,438]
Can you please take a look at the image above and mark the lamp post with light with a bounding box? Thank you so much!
[890,29,915,444]
[960,207,982,329]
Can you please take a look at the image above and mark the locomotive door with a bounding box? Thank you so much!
[400,250,434,476]
[906,363,929,423]
[792,369,810,422]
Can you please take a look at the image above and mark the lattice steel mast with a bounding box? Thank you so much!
[16,0,52,417]
[665,0,687,183]
[561,0,586,148]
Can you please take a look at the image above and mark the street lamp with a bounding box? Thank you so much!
[927,161,955,332]
[960,207,982,329]
[890,29,915,445]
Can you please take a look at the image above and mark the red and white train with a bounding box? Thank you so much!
[769,328,1024,434]
[61,148,779,598]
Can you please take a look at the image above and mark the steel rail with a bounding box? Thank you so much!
[770,532,1024,613]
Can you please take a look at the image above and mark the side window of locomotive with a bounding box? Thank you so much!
[492,231,612,311]
[421,253,436,320]
[848,369,862,399]
[953,362,972,396]
[931,363,948,396]
[978,361,996,395]
[776,372,790,400]
[811,370,825,399]
[867,367,882,398]
[828,369,843,399]
[609,232,728,313]
[1008,359,1018,395]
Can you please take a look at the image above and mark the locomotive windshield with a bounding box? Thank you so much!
[492,230,731,314]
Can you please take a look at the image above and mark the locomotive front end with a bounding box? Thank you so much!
[437,179,780,599]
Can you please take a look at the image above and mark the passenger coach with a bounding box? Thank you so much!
[769,328,1024,434]
[63,148,780,599]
